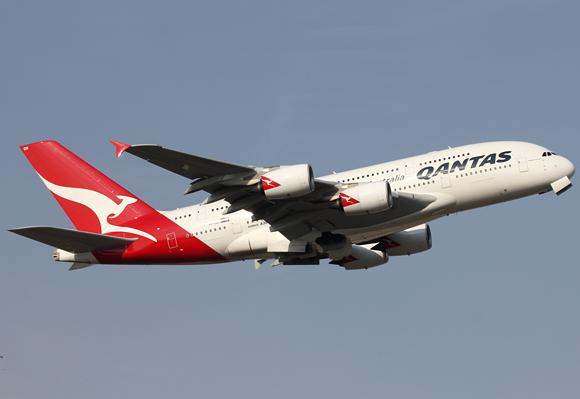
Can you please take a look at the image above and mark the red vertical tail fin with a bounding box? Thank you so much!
[20,141,159,236]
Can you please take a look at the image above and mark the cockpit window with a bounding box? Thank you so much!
[542,151,557,157]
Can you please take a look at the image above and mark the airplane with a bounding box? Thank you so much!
[9,140,575,271]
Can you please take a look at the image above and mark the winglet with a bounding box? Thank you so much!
[110,140,132,158]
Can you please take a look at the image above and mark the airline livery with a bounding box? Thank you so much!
[10,140,575,270]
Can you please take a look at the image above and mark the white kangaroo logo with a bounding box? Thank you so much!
[39,175,157,242]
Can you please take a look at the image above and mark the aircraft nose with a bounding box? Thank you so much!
[562,156,575,179]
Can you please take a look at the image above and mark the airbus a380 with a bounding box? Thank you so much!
[10,140,575,270]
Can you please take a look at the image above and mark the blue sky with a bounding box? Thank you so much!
[1,1,579,398]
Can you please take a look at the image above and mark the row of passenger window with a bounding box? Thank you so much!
[174,206,228,220]
[340,168,400,183]
[419,153,471,166]
[185,225,228,238]
[337,152,474,183]
[394,180,436,191]
[454,164,511,178]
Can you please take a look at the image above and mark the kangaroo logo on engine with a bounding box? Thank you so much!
[261,177,281,190]
[340,194,360,207]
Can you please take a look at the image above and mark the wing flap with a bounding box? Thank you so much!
[9,226,138,253]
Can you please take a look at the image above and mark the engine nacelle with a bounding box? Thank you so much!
[332,245,388,270]
[339,181,393,215]
[260,164,315,199]
[380,224,432,256]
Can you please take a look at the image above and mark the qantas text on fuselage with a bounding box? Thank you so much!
[10,140,575,270]
[416,151,512,181]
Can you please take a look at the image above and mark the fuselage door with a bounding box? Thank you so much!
[231,217,242,234]
[197,205,206,220]
[405,160,414,175]
[166,232,178,249]
[518,157,529,173]
[440,173,452,189]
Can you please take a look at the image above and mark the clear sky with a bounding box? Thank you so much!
[1,1,579,398]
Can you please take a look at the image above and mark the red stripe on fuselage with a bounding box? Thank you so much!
[92,214,228,265]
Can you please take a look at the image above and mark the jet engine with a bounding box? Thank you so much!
[338,181,393,215]
[259,164,315,199]
[331,244,388,270]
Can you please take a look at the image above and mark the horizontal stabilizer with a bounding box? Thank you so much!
[9,226,137,253]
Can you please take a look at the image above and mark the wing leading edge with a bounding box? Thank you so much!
[112,141,255,180]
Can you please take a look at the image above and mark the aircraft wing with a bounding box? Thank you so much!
[112,141,255,180]
[112,141,337,196]
[112,141,454,240]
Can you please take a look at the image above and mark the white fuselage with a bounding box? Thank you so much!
[162,141,575,262]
